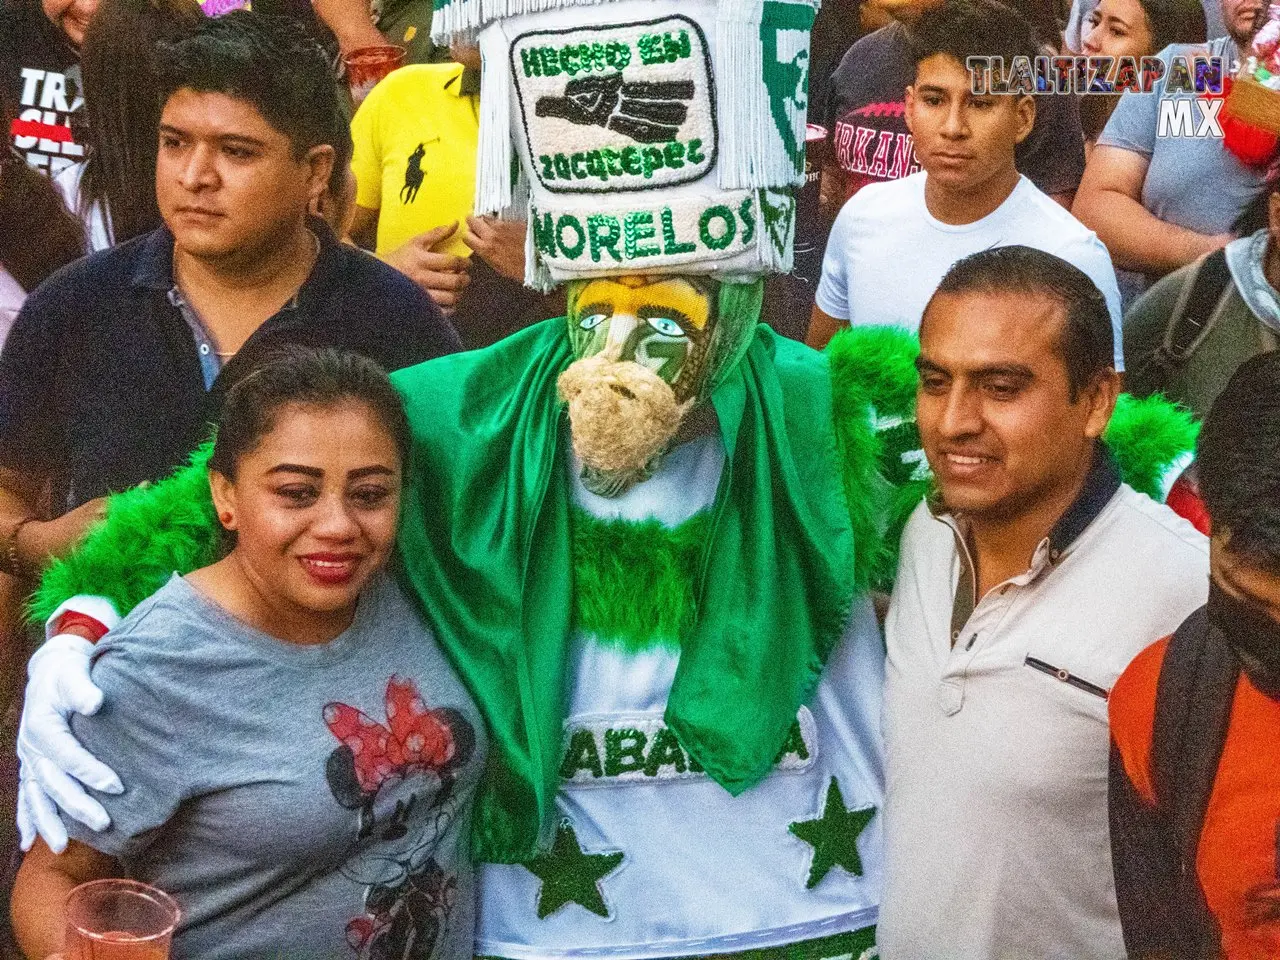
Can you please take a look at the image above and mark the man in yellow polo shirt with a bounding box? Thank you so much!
[349,46,558,345]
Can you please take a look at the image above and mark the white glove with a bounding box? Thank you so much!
[15,633,122,853]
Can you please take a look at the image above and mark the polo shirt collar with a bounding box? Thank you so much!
[932,444,1122,637]
[130,216,341,299]
[1044,445,1121,561]
[445,64,480,96]
[929,443,1121,565]
[131,226,177,292]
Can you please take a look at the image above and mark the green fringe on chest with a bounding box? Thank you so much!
[570,506,708,652]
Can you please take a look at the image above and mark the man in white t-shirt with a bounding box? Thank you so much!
[807,0,1124,370]
[880,245,1207,959]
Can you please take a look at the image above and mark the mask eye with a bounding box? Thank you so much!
[578,313,607,331]
[646,316,684,338]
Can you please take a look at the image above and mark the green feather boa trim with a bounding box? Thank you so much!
[30,440,220,624]
[30,328,1201,636]
[571,507,708,652]
[1103,393,1199,500]
[823,327,1201,587]
[826,326,926,591]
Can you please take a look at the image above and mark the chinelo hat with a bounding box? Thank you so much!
[432,0,820,288]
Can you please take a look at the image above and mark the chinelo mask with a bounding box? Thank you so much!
[430,0,815,496]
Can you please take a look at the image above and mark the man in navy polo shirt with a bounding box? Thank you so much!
[0,12,460,580]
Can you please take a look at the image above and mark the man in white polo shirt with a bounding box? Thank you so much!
[806,0,1124,369]
[878,246,1208,959]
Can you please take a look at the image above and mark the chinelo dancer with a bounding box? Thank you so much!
[18,1,894,956]
[11,1,1201,957]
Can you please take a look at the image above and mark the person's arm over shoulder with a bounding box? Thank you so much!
[1109,636,1184,959]
[1122,263,1195,399]
[31,444,220,628]
[64,642,187,858]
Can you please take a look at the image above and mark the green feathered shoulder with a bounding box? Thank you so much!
[825,326,926,590]
[823,326,1200,588]
[30,442,221,624]
[1102,393,1198,500]
[762,327,884,595]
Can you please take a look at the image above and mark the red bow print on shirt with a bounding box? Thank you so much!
[323,676,458,793]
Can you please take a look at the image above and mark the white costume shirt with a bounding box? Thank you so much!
[478,433,887,959]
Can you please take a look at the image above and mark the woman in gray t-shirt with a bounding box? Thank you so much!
[12,348,486,960]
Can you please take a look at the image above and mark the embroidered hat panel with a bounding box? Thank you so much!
[443,0,819,288]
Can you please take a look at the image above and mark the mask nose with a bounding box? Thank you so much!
[602,313,642,362]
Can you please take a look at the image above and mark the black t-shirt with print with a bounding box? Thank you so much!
[824,21,1086,203]
[0,0,87,176]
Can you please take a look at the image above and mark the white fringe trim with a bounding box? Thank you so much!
[523,206,556,292]
[717,0,814,189]
[475,23,515,216]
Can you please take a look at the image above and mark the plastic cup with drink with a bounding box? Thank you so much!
[344,44,407,106]
[63,879,180,960]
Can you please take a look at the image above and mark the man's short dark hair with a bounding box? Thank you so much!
[911,0,1040,74]
[1197,352,1280,569]
[155,12,352,173]
[927,245,1115,400]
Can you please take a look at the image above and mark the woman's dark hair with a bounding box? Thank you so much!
[1002,0,1065,52]
[1197,351,1280,570]
[78,0,205,244]
[1135,0,1206,54]
[155,12,353,183]
[0,90,85,290]
[928,245,1114,400]
[209,347,411,480]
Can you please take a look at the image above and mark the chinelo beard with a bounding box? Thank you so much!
[557,353,693,498]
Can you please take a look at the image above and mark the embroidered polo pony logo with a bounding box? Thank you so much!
[401,142,432,204]
[323,676,475,960]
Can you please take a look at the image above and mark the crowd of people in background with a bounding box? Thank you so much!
[1,0,1279,955]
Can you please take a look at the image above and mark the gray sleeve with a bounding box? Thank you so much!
[65,647,186,860]
[1122,266,1190,398]
[1096,49,1170,157]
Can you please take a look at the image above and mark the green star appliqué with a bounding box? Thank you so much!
[788,776,876,889]
[524,819,625,919]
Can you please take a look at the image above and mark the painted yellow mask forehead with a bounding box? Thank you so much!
[575,277,711,331]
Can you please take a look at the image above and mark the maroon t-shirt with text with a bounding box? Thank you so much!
[825,22,1086,202]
